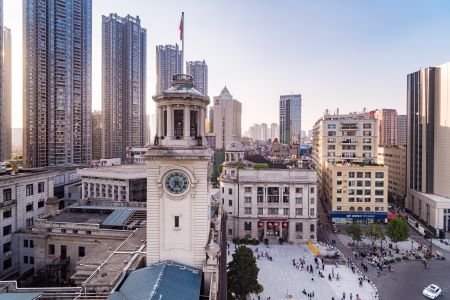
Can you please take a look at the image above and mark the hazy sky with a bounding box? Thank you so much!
[5,0,450,131]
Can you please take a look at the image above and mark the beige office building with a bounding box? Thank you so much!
[212,87,242,149]
[378,146,406,203]
[313,110,388,223]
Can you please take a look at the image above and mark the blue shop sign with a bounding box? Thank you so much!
[330,212,387,219]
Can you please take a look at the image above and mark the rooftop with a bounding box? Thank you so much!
[46,212,109,224]
[108,261,202,300]
[77,165,146,180]
[0,293,42,300]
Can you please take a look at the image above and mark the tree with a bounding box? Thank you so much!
[227,245,260,299]
[346,224,362,244]
[386,217,409,247]
[366,224,384,248]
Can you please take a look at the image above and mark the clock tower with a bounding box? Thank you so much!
[145,74,213,269]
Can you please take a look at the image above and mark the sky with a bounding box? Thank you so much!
[5,0,450,132]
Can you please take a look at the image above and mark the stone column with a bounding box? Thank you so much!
[199,107,205,136]
[157,106,163,137]
[264,221,267,238]
[167,106,173,138]
[184,105,191,138]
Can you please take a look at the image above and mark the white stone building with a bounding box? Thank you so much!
[0,169,57,278]
[78,165,147,202]
[220,142,318,243]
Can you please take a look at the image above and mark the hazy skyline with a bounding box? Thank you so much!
[6,0,450,131]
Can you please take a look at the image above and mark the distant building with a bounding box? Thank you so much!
[23,0,92,167]
[397,114,407,145]
[261,123,268,140]
[155,44,182,95]
[0,27,11,161]
[370,109,398,146]
[91,111,102,160]
[220,142,318,243]
[378,146,406,203]
[406,63,450,236]
[102,14,147,161]
[280,94,301,144]
[249,124,262,141]
[213,87,242,149]
[270,123,279,141]
[186,60,208,96]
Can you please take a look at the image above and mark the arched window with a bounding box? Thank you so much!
[365,207,371,211]
[357,207,363,211]
[349,206,355,211]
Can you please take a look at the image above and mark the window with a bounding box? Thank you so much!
[364,198,371,202]
[79,246,86,257]
[357,180,363,187]
[3,242,11,253]
[268,208,279,215]
[363,123,371,129]
[337,180,342,186]
[375,190,384,196]
[337,172,342,177]
[30,240,34,248]
[337,189,342,194]
[221,187,224,193]
[3,258,11,270]
[174,216,180,228]
[310,187,315,193]
[3,209,11,219]
[365,172,371,178]
[337,206,342,211]
[228,228,232,235]
[310,208,315,216]
[244,197,251,204]
[244,207,252,214]
[229,200,232,206]
[375,198,384,203]
[228,188,232,195]
[38,182,45,193]
[244,187,252,193]
[349,197,355,202]
[327,124,337,129]
[375,172,384,178]
[295,223,303,232]
[365,207,371,211]
[244,222,252,231]
[86,231,92,235]
[38,199,45,208]
[73,230,78,234]
[295,208,302,216]
[23,256,28,264]
[337,197,342,202]
[26,218,34,228]
[365,180,371,187]
[61,229,66,234]
[283,208,289,215]
[310,198,315,204]
[357,172,363,178]
[26,184,33,196]
[24,240,29,248]
[296,187,303,193]
[3,225,11,236]
[349,189,355,195]
[365,189,371,195]
[310,224,315,232]
[258,208,263,215]
[2,188,12,202]
[295,197,302,204]
[26,203,33,212]
[30,257,34,264]
[49,244,55,255]
[349,172,355,178]
[375,181,384,187]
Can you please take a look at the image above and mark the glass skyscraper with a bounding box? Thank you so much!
[23,0,92,167]
[279,94,302,145]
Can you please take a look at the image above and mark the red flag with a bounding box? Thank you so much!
[179,12,184,40]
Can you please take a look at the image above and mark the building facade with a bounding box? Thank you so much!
[78,165,146,202]
[378,146,406,203]
[0,26,10,162]
[212,87,242,149]
[280,94,302,145]
[270,122,279,141]
[370,109,398,146]
[102,14,147,161]
[186,60,208,96]
[406,62,450,236]
[91,110,102,160]
[219,142,317,243]
[0,169,57,278]
[313,110,388,223]
[397,114,407,145]
[155,44,182,95]
[23,0,92,167]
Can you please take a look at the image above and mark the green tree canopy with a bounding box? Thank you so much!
[366,224,384,248]
[346,224,362,243]
[227,245,260,299]
[386,217,409,244]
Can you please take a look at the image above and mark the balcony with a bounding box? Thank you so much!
[341,139,357,144]
[341,153,357,159]
[0,200,16,208]
[341,124,358,130]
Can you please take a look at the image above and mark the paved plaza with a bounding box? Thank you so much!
[227,242,378,300]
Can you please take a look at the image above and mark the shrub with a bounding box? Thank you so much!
[395,257,402,262]
[256,283,264,294]
[232,237,239,244]
[251,238,260,245]
[424,255,431,260]
[278,237,285,244]
[384,260,391,265]
[402,256,409,260]
[415,255,421,260]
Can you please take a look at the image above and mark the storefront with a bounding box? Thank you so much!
[330,212,388,225]
[257,218,289,240]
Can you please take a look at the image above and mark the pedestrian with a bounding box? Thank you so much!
[350,293,353,300]
[342,292,346,300]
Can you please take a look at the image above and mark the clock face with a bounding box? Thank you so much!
[164,170,190,195]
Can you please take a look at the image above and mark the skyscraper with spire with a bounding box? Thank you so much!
[212,87,242,149]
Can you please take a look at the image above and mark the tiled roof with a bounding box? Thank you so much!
[108,261,202,300]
